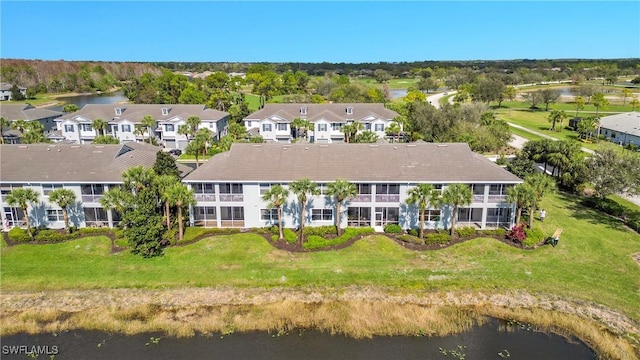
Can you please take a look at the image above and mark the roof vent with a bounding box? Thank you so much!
[437,144,448,147]
[406,144,416,147]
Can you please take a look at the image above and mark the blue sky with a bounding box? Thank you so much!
[1,1,638,63]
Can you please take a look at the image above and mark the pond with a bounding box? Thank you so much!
[47,91,128,111]
[0,318,595,359]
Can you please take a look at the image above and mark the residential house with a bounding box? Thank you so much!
[0,82,27,101]
[55,104,229,148]
[182,143,522,231]
[243,103,399,143]
[0,142,192,229]
[0,104,64,135]
[598,112,640,148]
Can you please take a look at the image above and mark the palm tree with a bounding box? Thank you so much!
[591,93,609,117]
[406,184,439,239]
[195,127,212,158]
[21,122,47,144]
[385,121,401,143]
[341,121,363,143]
[442,183,473,237]
[326,179,357,236]
[48,188,77,232]
[141,115,156,144]
[577,116,599,140]
[166,183,195,244]
[92,118,108,137]
[525,173,556,228]
[123,166,156,193]
[547,110,567,132]
[10,119,28,135]
[0,117,10,144]
[506,183,536,225]
[5,188,39,238]
[290,179,320,243]
[262,184,290,240]
[573,96,585,118]
[99,186,132,225]
[154,174,179,230]
[179,115,201,143]
[629,98,640,112]
[291,118,312,140]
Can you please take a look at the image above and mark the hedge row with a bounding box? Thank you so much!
[304,227,374,250]
[8,227,114,243]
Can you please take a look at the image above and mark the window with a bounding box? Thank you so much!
[115,108,122,115]
[357,184,372,194]
[47,209,64,222]
[262,123,272,132]
[81,123,93,132]
[161,108,169,115]
[84,207,108,226]
[220,183,243,194]
[317,183,327,195]
[365,123,371,131]
[260,208,279,221]
[194,183,215,194]
[259,183,270,195]
[375,207,399,224]
[317,124,327,132]
[219,183,243,201]
[3,206,24,227]
[277,123,287,131]
[209,122,215,129]
[81,184,104,202]
[332,123,344,131]
[346,107,353,115]
[64,124,74,132]
[165,124,175,132]
[312,209,333,221]
[374,124,385,132]
[42,184,62,196]
[121,124,131,133]
[425,209,441,222]
[347,207,371,227]
[300,107,307,115]
[376,184,400,195]
[194,206,217,226]
[220,206,244,227]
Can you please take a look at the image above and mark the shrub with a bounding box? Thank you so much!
[407,228,420,237]
[163,228,178,245]
[425,232,451,244]
[78,227,112,235]
[383,224,403,234]
[303,225,336,237]
[524,227,545,247]
[283,228,297,243]
[398,234,424,245]
[507,223,527,244]
[303,227,373,250]
[35,229,67,242]
[455,226,476,238]
[494,228,506,237]
[627,215,640,233]
[8,227,30,242]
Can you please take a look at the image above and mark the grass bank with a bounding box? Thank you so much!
[1,290,638,359]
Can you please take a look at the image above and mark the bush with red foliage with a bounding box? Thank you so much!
[507,223,527,244]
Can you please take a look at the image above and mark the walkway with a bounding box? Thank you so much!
[507,122,595,154]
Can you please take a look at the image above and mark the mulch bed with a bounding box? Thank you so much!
[3,229,534,254]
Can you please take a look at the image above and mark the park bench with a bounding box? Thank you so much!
[545,228,562,247]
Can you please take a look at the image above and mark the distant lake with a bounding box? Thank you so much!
[47,91,128,111]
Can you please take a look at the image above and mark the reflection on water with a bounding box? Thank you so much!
[0,318,595,360]
[47,91,128,111]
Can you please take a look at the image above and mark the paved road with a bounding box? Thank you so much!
[426,91,456,109]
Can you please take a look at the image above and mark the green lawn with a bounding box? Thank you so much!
[497,108,633,154]
[2,193,639,321]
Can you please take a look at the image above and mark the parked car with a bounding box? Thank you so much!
[168,149,182,156]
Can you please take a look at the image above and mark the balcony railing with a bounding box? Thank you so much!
[472,195,485,202]
[219,194,244,202]
[375,194,400,202]
[487,195,507,203]
[81,194,104,203]
[352,194,372,202]
[220,219,245,228]
[194,219,218,227]
[195,193,217,202]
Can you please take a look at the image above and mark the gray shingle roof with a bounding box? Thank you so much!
[0,104,63,121]
[599,112,640,137]
[56,104,229,124]
[244,103,398,123]
[0,142,192,183]
[184,143,522,184]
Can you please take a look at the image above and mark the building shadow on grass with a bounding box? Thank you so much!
[558,192,628,232]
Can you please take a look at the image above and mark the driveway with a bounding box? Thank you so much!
[426,91,456,109]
